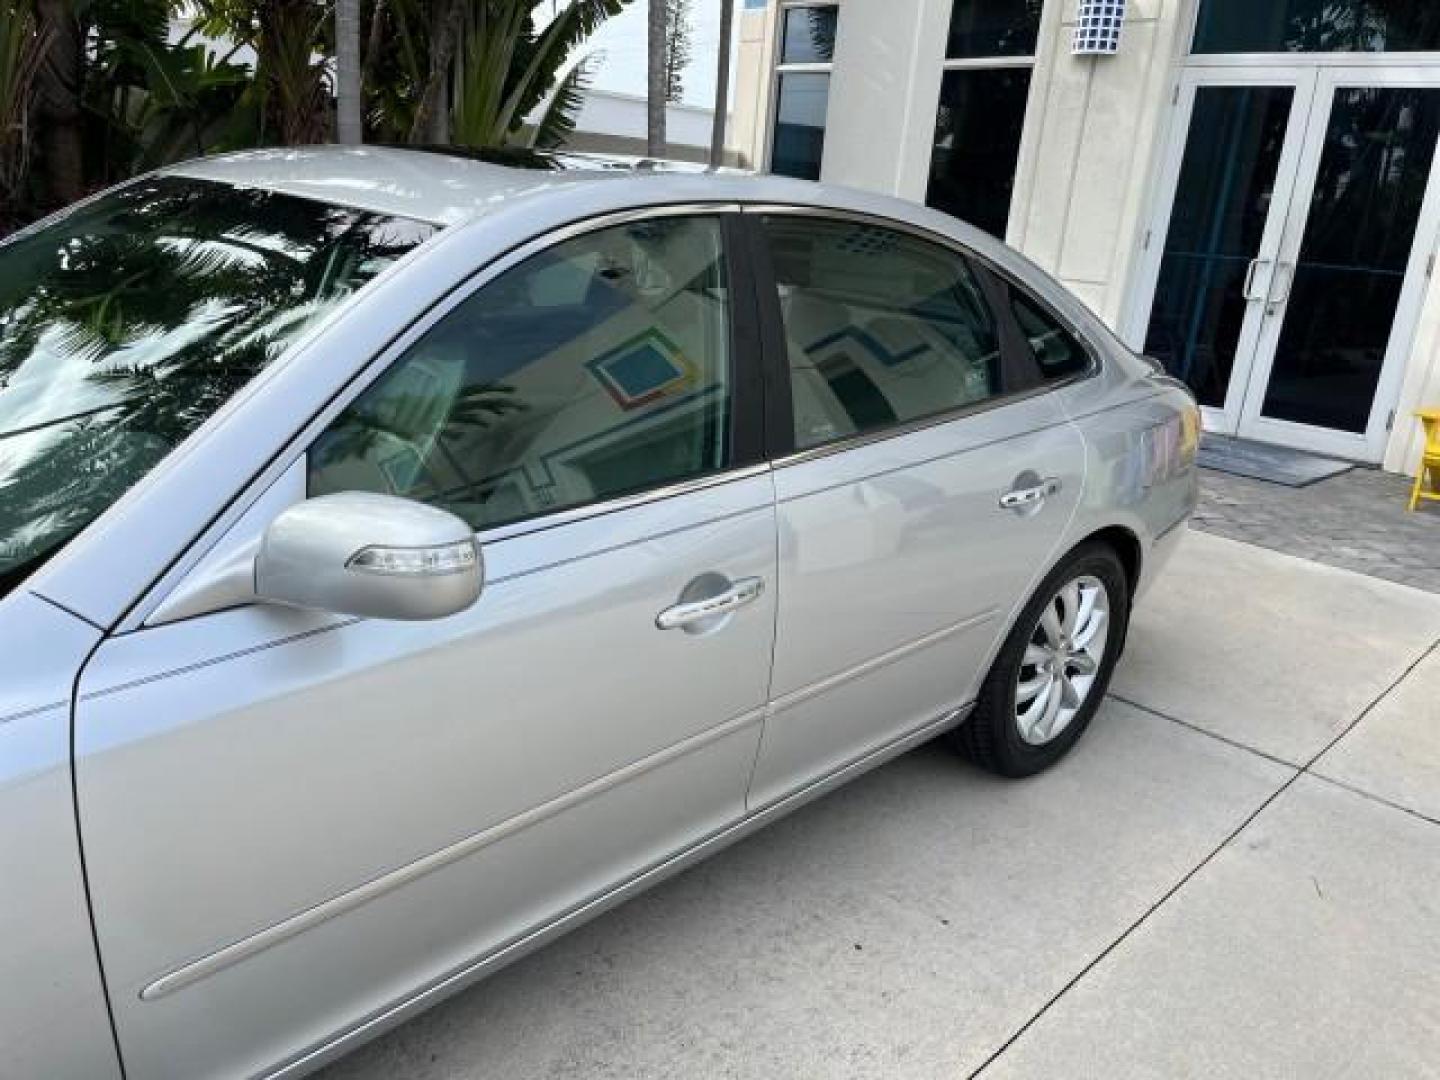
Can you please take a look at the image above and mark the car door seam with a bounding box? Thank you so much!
[769,606,1003,714]
[69,627,131,1078]
[742,469,784,811]
[258,701,972,1080]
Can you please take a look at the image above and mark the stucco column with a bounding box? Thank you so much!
[1010,0,1194,328]
[821,0,951,200]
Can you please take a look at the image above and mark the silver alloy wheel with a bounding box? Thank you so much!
[1014,574,1110,746]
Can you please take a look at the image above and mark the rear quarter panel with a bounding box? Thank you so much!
[1055,356,1199,604]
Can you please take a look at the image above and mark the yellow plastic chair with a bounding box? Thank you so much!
[1409,408,1440,511]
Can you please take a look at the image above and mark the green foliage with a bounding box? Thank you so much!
[0,0,625,231]
[452,0,626,150]
[0,0,50,219]
[662,0,689,105]
[86,0,254,185]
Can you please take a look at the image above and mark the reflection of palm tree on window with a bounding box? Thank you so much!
[0,177,433,582]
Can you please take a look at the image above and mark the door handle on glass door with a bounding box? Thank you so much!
[1242,258,1272,302]
[656,577,765,630]
[1000,478,1060,512]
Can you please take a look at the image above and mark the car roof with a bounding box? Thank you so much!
[164,145,761,227]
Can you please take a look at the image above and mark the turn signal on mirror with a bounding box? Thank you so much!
[347,541,479,577]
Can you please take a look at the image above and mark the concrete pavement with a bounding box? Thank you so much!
[322,530,1440,1080]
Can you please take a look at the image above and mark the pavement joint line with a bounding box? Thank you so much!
[966,636,1440,1079]
[1305,771,1440,830]
[1108,694,1299,771]
[1304,636,1440,773]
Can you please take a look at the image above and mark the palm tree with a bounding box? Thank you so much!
[710,0,732,167]
[661,0,689,104]
[33,0,84,206]
[192,0,331,146]
[409,0,465,142]
[334,0,362,142]
[449,0,627,150]
[645,0,663,156]
[0,0,51,219]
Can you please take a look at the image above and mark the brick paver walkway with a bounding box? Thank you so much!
[1192,467,1440,594]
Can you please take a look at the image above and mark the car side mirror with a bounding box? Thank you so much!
[255,493,482,621]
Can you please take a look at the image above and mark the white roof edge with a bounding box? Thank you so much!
[162,145,746,227]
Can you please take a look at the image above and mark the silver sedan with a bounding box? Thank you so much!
[0,148,1198,1079]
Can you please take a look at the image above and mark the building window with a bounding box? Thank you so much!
[947,0,1042,57]
[927,1,1042,238]
[768,4,838,181]
[1192,0,1440,54]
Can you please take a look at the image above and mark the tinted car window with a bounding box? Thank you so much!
[1009,290,1091,380]
[310,216,732,530]
[759,216,1003,450]
[0,177,435,601]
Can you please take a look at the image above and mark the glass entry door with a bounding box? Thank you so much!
[1137,66,1440,461]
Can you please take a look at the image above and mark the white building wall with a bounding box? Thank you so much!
[821,0,948,200]
[1387,257,1440,474]
[737,2,783,169]
[732,3,779,168]
[1009,0,1191,327]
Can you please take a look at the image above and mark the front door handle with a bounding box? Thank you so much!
[1000,477,1060,511]
[656,576,765,630]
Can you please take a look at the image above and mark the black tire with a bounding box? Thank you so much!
[950,542,1130,778]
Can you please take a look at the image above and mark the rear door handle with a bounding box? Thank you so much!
[1000,477,1060,511]
[656,576,765,630]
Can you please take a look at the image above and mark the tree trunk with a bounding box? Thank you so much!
[426,75,449,144]
[409,0,464,145]
[33,0,84,208]
[710,0,734,167]
[335,0,363,143]
[362,0,387,88]
[646,0,666,157]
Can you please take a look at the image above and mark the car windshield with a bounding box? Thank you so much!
[0,176,437,601]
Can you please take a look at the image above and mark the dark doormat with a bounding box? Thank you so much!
[1197,435,1355,487]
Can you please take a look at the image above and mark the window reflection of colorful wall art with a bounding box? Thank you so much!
[805,325,930,369]
[588,329,696,410]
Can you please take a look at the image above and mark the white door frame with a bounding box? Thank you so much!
[1126,60,1440,462]
[1125,66,1320,438]
[1237,65,1440,461]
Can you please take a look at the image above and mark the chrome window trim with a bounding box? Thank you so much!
[738,202,1099,467]
[474,463,773,545]
[123,201,755,632]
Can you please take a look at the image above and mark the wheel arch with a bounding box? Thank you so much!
[1072,524,1143,600]
[1059,524,1143,657]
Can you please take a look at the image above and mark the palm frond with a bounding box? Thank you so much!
[528,53,593,149]
[492,0,626,138]
[0,0,51,211]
